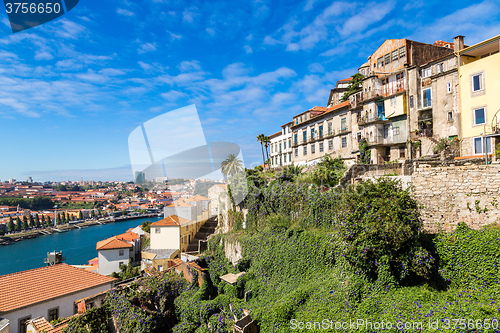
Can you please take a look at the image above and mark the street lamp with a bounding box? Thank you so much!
[54,205,58,227]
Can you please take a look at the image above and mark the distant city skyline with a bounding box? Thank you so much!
[0,0,499,181]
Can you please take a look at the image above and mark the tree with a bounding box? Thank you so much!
[28,215,34,228]
[256,134,266,166]
[340,73,364,102]
[22,216,28,230]
[15,217,21,231]
[263,135,271,165]
[41,215,46,227]
[78,211,83,220]
[8,217,15,232]
[91,210,96,218]
[35,214,40,227]
[47,216,52,226]
[221,154,244,180]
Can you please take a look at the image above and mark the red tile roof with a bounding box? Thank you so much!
[116,231,139,242]
[96,237,133,250]
[338,77,352,82]
[151,215,190,227]
[189,194,210,201]
[0,264,115,313]
[433,40,454,48]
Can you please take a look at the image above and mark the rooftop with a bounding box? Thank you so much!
[142,247,178,259]
[151,215,191,226]
[0,264,115,313]
[96,237,133,251]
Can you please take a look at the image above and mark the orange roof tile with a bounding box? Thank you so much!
[96,237,132,250]
[116,231,139,242]
[151,215,190,226]
[189,194,210,201]
[338,77,352,82]
[0,264,115,313]
[167,201,194,208]
[30,316,53,332]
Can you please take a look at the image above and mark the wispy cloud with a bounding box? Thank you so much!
[138,42,157,53]
[117,8,134,16]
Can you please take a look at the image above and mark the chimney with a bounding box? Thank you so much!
[454,35,465,52]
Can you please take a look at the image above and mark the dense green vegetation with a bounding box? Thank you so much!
[65,164,500,332]
[0,196,54,210]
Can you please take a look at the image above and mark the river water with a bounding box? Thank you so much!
[0,216,161,276]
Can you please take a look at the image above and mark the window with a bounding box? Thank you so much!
[155,228,160,234]
[447,82,452,93]
[384,124,390,138]
[303,146,307,155]
[319,142,324,152]
[473,107,486,125]
[328,122,332,134]
[284,141,286,149]
[399,147,406,158]
[119,261,124,267]
[399,46,406,58]
[311,128,315,139]
[357,132,361,142]
[341,136,347,148]
[391,50,398,62]
[436,63,443,73]
[393,127,400,135]
[186,225,189,231]
[391,97,396,107]
[119,249,124,256]
[289,139,291,147]
[289,153,292,162]
[294,133,298,144]
[158,265,163,271]
[410,95,414,108]
[377,57,384,68]
[473,137,492,155]
[422,67,431,78]
[384,53,390,65]
[19,316,31,333]
[300,116,302,123]
[448,112,453,122]
[472,73,483,92]
[295,148,298,157]
[341,118,347,130]
[311,144,315,153]
[422,88,432,108]
[48,308,59,322]
[303,131,307,142]
[328,140,333,150]
[279,143,282,152]
[319,125,323,137]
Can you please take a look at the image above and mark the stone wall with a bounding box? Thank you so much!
[412,163,500,232]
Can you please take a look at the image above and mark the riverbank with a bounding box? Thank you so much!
[0,213,161,245]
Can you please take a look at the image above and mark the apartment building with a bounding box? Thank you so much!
[291,101,353,166]
[327,77,351,107]
[269,122,293,169]
[457,34,500,157]
[350,39,454,163]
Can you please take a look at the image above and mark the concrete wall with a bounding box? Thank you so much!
[150,226,180,250]
[98,248,130,275]
[412,163,500,232]
[2,283,112,333]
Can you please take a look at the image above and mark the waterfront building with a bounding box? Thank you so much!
[96,236,133,275]
[457,34,500,157]
[0,264,115,333]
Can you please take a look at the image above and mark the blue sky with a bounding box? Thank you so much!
[0,0,499,182]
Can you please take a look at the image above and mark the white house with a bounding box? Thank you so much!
[96,237,133,275]
[0,264,115,333]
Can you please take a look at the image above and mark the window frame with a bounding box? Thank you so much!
[319,142,324,152]
[473,136,492,155]
[328,140,333,151]
[303,146,307,155]
[471,72,484,93]
[422,67,431,78]
[311,144,315,154]
[48,307,59,322]
[119,249,124,256]
[155,227,160,234]
[447,82,452,93]
[391,50,398,62]
[473,107,486,126]
[341,136,347,148]
[422,88,432,108]
[399,46,406,58]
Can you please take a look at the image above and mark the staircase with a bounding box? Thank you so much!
[186,216,218,253]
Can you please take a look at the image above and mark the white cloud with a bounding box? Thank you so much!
[138,42,157,53]
[34,51,53,60]
[160,90,187,101]
[117,8,134,16]
[206,27,216,36]
[177,60,202,72]
[244,45,253,54]
[182,8,199,23]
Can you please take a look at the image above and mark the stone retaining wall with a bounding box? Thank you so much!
[412,163,500,232]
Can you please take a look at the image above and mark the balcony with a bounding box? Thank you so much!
[358,115,389,126]
[382,82,406,97]
[324,130,335,138]
[292,140,299,148]
[350,89,383,109]
[410,129,433,140]
[338,127,350,135]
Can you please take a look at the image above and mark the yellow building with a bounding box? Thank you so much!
[458,34,500,157]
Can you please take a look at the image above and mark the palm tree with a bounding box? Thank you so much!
[221,154,244,180]
[256,134,266,166]
[263,135,271,166]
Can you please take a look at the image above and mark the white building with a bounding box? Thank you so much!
[0,264,115,333]
[96,237,133,275]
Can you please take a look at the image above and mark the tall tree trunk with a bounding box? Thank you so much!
[260,143,266,166]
